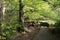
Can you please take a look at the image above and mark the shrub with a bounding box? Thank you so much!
[51,20,60,34]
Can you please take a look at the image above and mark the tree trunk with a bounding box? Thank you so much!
[19,0,24,28]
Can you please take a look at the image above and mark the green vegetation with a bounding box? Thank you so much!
[0,0,60,40]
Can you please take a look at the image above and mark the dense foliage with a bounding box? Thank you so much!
[1,0,60,40]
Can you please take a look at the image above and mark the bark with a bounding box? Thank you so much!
[19,0,24,28]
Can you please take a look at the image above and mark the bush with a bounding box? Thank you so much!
[55,20,60,28]
[51,20,60,34]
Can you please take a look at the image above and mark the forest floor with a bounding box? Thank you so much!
[32,27,55,40]
[32,27,60,40]
[12,27,40,40]
[12,27,60,40]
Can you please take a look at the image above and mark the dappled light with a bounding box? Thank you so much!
[0,0,60,40]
